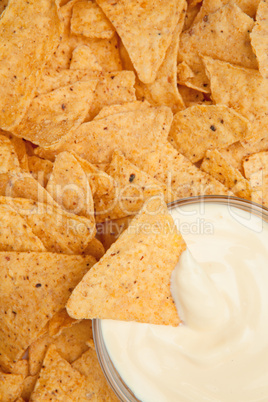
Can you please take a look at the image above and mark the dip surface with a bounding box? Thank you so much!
[101,202,268,402]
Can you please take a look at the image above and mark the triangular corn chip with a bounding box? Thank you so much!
[169,105,250,163]
[0,372,24,402]
[0,204,46,252]
[82,238,105,261]
[22,375,38,402]
[67,198,186,326]
[0,197,96,254]
[183,2,201,31]
[194,0,260,22]
[244,151,268,207]
[46,152,94,219]
[136,5,186,112]
[28,156,53,188]
[95,150,166,221]
[0,0,61,130]
[96,0,186,84]
[178,85,210,107]
[0,135,20,173]
[48,309,77,338]
[179,3,257,92]
[12,79,98,147]
[2,132,29,172]
[220,142,251,173]
[72,346,118,402]
[250,0,268,79]
[98,215,134,251]
[201,149,252,199]
[0,252,96,362]
[35,105,173,164]
[30,345,91,402]
[71,0,115,39]
[70,45,102,71]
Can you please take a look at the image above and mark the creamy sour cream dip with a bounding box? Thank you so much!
[101,201,268,402]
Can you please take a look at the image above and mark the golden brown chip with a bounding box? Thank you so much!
[12,79,98,147]
[46,151,95,219]
[96,0,186,84]
[70,45,102,71]
[67,198,186,326]
[0,372,24,402]
[168,105,250,163]
[30,345,91,402]
[135,4,186,112]
[35,105,173,164]
[98,215,134,251]
[194,0,260,22]
[250,0,268,79]
[29,320,92,377]
[48,309,77,338]
[243,151,268,207]
[178,85,210,107]
[71,0,115,39]
[2,132,29,172]
[0,134,21,173]
[183,2,201,31]
[93,100,150,120]
[220,142,251,173]
[22,374,38,402]
[28,156,53,188]
[178,3,257,92]
[72,346,118,402]
[82,237,105,260]
[0,0,62,130]
[8,359,29,377]
[201,149,251,199]
[0,252,96,364]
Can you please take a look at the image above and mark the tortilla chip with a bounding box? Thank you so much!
[28,156,53,188]
[72,346,118,402]
[46,151,94,219]
[177,61,195,84]
[12,79,98,147]
[94,100,150,120]
[183,2,202,31]
[0,0,62,130]
[0,252,96,363]
[67,198,185,326]
[250,0,268,79]
[30,345,90,402]
[1,132,29,172]
[71,0,115,39]
[203,56,268,122]
[0,372,24,402]
[48,309,77,338]
[21,375,38,402]
[194,0,260,22]
[96,0,186,84]
[7,359,29,377]
[86,71,136,121]
[178,3,257,92]
[35,105,173,164]
[0,135,21,173]
[82,237,105,260]
[0,204,46,252]
[241,115,268,154]
[0,0,8,15]
[135,5,186,112]
[178,85,211,107]
[220,142,251,173]
[168,105,250,162]
[201,149,252,199]
[94,149,166,221]
[47,0,122,72]
[130,143,230,199]
[29,320,92,377]
[0,197,96,255]
[70,45,102,71]
[98,215,134,251]
[243,151,268,207]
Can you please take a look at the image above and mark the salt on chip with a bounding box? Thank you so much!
[0,0,62,130]
[203,56,268,122]
[130,143,230,200]
[82,237,105,260]
[243,151,268,207]
[30,345,91,402]
[178,3,257,92]
[168,105,250,163]
[46,151,94,220]
[0,204,46,252]
[94,149,166,222]
[72,346,118,402]
[250,0,268,79]
[0,135,21,173]
[194,0,261,22]
[12,79,98,147]
[201,149,252,199]
[96,0,186,84]
[0,197,96,255]
[28,156,53,188]
[35,105,173,164]
[70,45,102,71]
[135,5,186,113]
[71,0,115,39]
[67,198,186,326]
[0,252,96,364]
[29,320,92,377]
[0,372,24,402]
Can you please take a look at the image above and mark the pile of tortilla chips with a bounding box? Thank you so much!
[0,0,268,400]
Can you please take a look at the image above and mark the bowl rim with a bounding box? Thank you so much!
[93,195,268,402]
